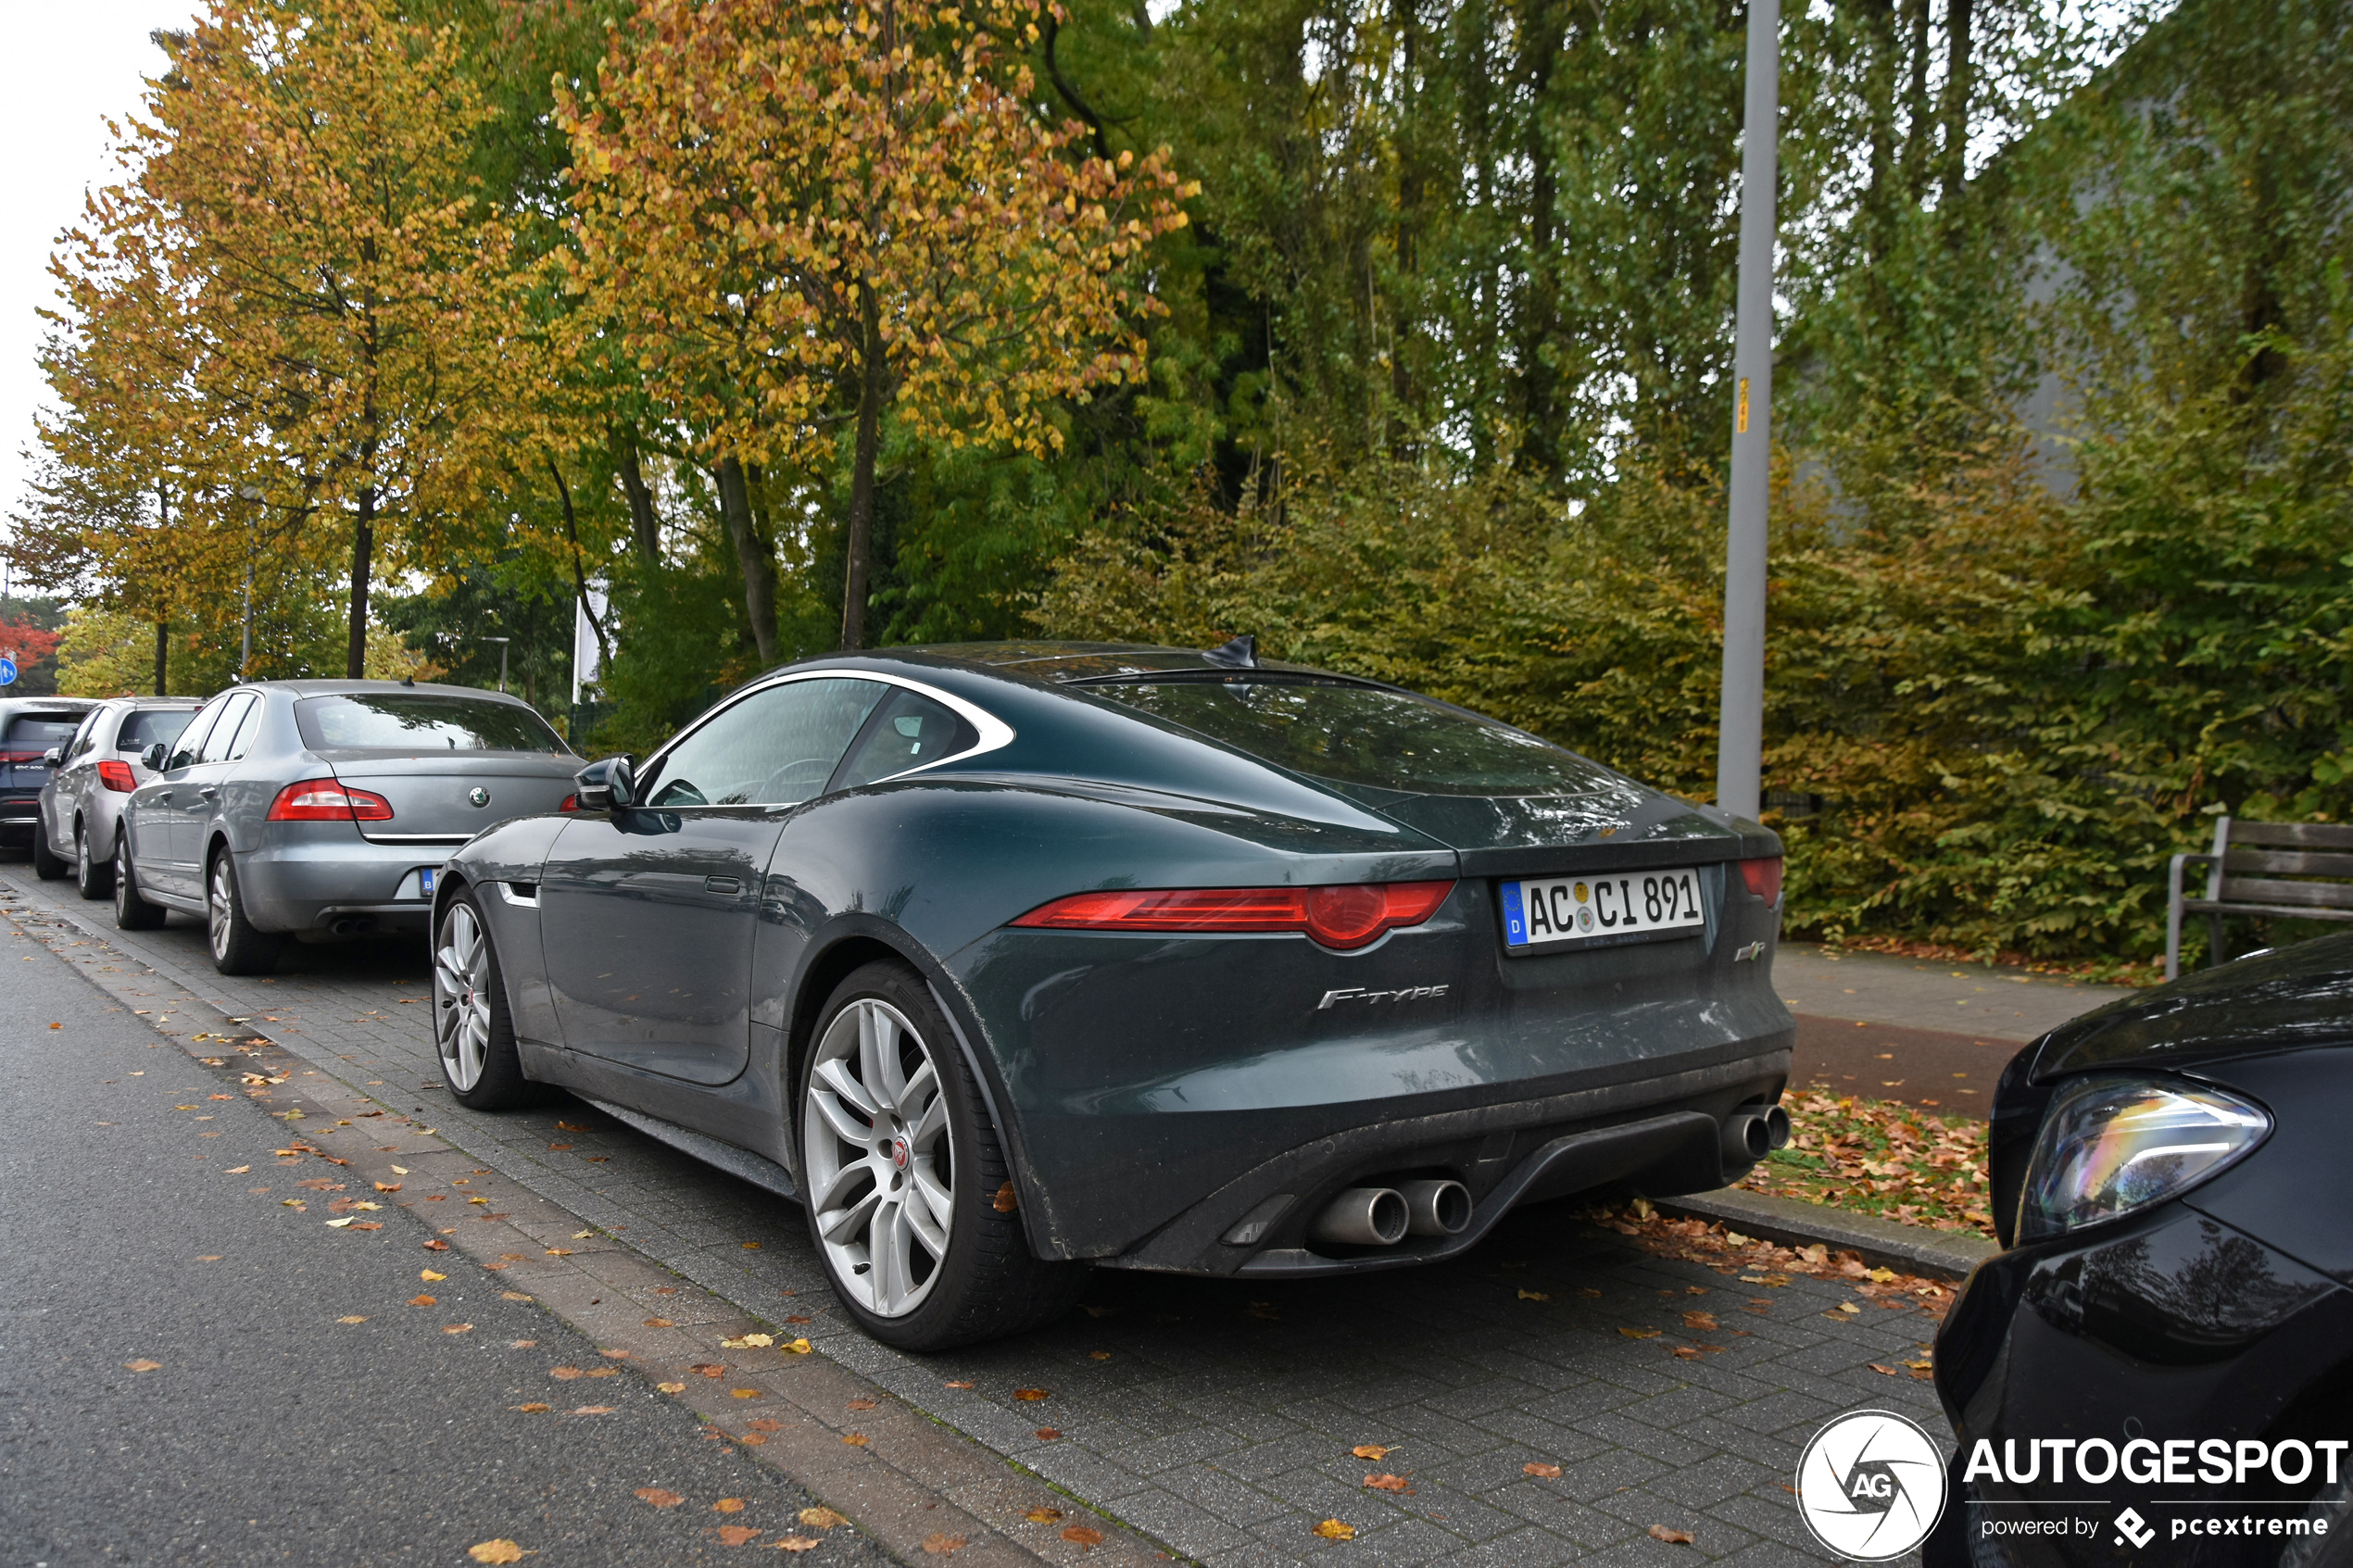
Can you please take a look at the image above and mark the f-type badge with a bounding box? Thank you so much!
[1318,985,1449,1010]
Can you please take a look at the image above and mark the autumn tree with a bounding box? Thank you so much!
[44,0,524,678]
[560,0,1190,652]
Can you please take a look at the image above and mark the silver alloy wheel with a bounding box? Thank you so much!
[76,832,89,885]
[113,839,132,916]
[433,902,494,1091]
[803,997,955,1318]
[208,857,235,960]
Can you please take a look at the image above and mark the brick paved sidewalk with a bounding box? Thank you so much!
[3,862,1944,1567]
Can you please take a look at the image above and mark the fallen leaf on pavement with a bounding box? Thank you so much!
[1026,1507,1063,1523]
[513,1403,551,1413]
[718,1524,761,1546]
[722,1334,774,1349]
[1013,1387,1049,1401]
[714,1498,746,1513]
[922,1534,968,1554]
[732,1387,760,1399]
[443,1323,473,1335]
[1524,1462,1563,1478]
[375,1182,401,1192]
[501,1292,533,1302]
[1312,1519,1355,1540]
[1869,1363,1900,1376]
[783,1338,812,1354]
[798,1508,849,1530]
[123,1360,161,1373]
[570,1405,615,1415]
[775,1537,821,1552]
[422,1240,449,1252]
[741,1241,761,1250]
[544,1248,573,1257]
[1617,1327,1660,1339]
[846,1399,876,1412]
[1364,1474,1408,1492]
[549,1367,584,1381]
[692,1363,726,1377]
[1647,1525,1694,1545]
[468,1542,524,1564]
[1682,1311,1718,1331]
[409,1295,437,1307]
[336,1315,368,1324]
[944,1380,975,1388]
[1671,1347,1702,1361]
[1516,1288,1550,1301]
[644,1318,674,1328]
[749,1418,782,1432]
[1351,1444,1391,1461]
[1063,1524,1104,1547]
[657,1382,686,1394]
[1036,1428,1063,1440]
[422,1269,447,1282]
[325,1217,359,1229]
[225,1166,250,1173]
[1837,1302,1862,1315]
[842,1432,869,1447]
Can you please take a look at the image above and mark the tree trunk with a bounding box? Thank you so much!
[717,455,778,666]
[1902,0,1932,198]
[154,620,168,697]
[1863,0,1899,266]
[840,286,887,652]
[346,484,374,679]
[1939,0,1974,212]
[614,430,661,567]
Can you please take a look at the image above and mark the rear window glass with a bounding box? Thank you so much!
[834,689,980,790]
[3,714,85,755]
[1084,677,1615,797]
[295,694,569,754]
[119,709,195,752]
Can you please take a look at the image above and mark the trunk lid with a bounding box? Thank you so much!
[321,751,579,843]
[1366,786,1770,878]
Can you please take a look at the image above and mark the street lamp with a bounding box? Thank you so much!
[237,484,263,678]
[1715,0,1780,823]
[480,636,510,694]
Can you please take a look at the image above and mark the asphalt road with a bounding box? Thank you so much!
[0,913,892,1566]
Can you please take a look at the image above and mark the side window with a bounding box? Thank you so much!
[833,688,982,790]
[69,712,102,760]
[198,694,257,764]
[223,696,267,760]
[643,678,887,809]
[168,703,224,771]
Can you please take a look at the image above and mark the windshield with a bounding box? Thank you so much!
[1084,677,1616,797]
[295,694,570,754]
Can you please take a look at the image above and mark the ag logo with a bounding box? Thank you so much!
[1796,1410,1948,1561]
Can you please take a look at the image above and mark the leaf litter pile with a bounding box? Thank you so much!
[1735,1091,1995,1236]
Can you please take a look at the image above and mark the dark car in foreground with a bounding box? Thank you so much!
[115,680,580,974]
[1930,935,2353,1565]
[434,640,1795,1350]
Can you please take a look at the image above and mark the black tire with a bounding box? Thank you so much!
[75,823,112,900]
[31,825,68,880]
[206,847,282,976]
[431,888,537,1110]
[112,834,166,931]
[797,960,1088,1351]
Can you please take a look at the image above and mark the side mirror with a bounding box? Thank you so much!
[573,755,635,813]
[41,747,62,767]
[142,743,170,773]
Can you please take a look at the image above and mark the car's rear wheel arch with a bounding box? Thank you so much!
[784,926,1045,1251]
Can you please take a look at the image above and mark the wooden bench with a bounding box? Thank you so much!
[2167,818,2353,979]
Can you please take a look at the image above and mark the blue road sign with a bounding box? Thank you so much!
[0,657,18,686]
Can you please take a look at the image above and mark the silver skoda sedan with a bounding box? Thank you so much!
[114,680,581,974]
[32,696,201,897]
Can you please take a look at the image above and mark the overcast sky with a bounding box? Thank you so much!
[0,2,194,591]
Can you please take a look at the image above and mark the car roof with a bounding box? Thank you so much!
[235,679,540,707]
[900,640,1359,685]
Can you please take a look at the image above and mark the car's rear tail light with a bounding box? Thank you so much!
[558,794,579,812]
[1010,880,1455,951]
[97,759,138,793]
[266,778,395,822]
[1738,856,1783,904]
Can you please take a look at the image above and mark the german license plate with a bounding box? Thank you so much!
[1501,868,1706,951]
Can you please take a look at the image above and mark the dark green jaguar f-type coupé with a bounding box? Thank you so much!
[434,640,1794,1349]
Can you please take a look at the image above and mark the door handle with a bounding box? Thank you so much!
[704,874,743,895]
[198,786,219,799]
[155,791,172,803]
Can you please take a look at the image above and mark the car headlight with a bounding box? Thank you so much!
[2016,1075,2271,1243]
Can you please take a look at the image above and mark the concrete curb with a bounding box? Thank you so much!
[1655,1187,2000,1281]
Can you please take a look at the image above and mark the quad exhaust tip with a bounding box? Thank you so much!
[1722,1104,1793,1164]
[1309,1178,1473,1248]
